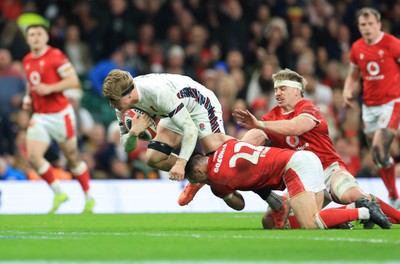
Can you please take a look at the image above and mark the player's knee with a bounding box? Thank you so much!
[27,152,41,168]
[332,174,360,203]
[144,153,160,168]
[63,148,79,164]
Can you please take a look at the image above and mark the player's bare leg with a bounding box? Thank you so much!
[200,133,230,155]
[289,191,323,229]
[27,139,68,213]
[145,149,177,171]
[370,129,399,208]
[59,137,94,213]
[145,127,181,170]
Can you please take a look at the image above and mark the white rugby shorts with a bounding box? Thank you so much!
[362,98,400,133]
[27,104,77,143]
[284,150,326,198]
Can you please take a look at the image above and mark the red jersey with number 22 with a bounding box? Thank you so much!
[23,46,71,113]
[349,33,400,106]
[262,100,344,170]
[208,139,294,198]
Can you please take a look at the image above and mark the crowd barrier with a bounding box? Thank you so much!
[0,178,396,214]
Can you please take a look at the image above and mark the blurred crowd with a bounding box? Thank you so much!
[0,0,400,181]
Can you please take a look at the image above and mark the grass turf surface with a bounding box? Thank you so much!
[0,213,399,263]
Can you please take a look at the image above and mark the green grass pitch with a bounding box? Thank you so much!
[0,213,399,263]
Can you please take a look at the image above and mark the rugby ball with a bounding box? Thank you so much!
[122,108,157,141]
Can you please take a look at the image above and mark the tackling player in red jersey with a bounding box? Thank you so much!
[343,7,400,209]
[22,24,95,213]
[185,136,390,229]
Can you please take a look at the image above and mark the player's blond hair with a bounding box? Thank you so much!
[356,7,381,22]
[272,68,307,96]
[102,69,134,100]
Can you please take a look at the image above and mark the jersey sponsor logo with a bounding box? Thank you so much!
[365,60,384,81]
[366,61,380,76]
[296,142,309,151]
[286,136,299,147]
[286,135,309,150]
[29,71,41,86]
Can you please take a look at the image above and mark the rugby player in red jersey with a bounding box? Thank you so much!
[22,24,94,213]
[343,7,400,209]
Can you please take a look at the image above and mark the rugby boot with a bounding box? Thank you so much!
[83,197,96,213]
[355,197,391,229]
[178,183,205,206]
[49,192,68,214]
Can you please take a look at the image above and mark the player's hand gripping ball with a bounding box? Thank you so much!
[122,108,157,141]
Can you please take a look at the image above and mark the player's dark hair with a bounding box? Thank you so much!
[184,152,205,180]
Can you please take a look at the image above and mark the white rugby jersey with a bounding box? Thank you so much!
[116,73,223,134]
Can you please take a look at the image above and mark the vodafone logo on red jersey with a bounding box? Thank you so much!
[286,135,309,151]
[367,61,380,76]
[29,71,41,86]
[366,61,384,80]
[286,135,299,147]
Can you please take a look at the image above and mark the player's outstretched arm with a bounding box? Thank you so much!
[232,109,260,130]
[234,109,316,136]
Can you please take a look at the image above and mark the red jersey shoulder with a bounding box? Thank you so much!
[46,47,69,65]
[350,38,365,50]
[384,33,400,57]
[351,33,400,62]
[295,100,322,119]
[349,38,365,64]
